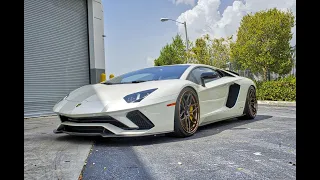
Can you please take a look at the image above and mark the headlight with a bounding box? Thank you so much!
[123,88,157,103]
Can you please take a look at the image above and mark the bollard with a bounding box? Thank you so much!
[100,73,106,82]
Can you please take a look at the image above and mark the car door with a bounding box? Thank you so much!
[187,67,237,123]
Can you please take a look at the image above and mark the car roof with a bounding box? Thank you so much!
[158,63,218,69]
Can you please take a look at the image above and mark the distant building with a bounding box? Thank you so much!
[24,0,105,117]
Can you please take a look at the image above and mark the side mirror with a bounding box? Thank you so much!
[200,72,218,87]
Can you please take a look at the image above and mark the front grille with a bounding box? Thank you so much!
[126,110,154,130]
[60,125,112,135]
[59,115,129,129]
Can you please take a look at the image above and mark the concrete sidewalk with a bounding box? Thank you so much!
[24,116,93,180]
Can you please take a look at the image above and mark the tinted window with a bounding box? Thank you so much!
[187,67,221,85]
[105,65,190,84]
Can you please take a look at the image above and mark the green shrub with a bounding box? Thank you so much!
[254,76,296,101]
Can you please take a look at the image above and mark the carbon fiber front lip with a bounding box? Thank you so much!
[53,128,173,137]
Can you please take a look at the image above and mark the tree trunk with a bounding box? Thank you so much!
[262,68,267,81]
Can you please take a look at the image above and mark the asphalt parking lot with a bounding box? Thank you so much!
[24,104,296,180]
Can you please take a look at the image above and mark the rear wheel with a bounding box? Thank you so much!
[239,86,257,120]
[173,87,200,137]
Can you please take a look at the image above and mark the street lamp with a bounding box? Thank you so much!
[160,18,189,62]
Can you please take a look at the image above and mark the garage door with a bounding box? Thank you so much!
[24,0,90,117]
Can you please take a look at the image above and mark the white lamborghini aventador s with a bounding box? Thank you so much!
[53,64,257,137]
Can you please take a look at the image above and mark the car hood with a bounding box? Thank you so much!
[65,79,185,103]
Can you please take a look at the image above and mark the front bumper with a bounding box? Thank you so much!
[54,100,176,137]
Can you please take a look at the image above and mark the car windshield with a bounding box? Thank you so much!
[104,65,190,84]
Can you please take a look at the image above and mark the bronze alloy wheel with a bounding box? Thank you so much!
[249,88,257,116]
[178,90,200,134]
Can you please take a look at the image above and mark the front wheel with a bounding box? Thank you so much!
[173,87,200,137]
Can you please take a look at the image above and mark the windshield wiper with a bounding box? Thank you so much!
[104,82,122,85]
[130,80,147,83]
[105,80,151,85]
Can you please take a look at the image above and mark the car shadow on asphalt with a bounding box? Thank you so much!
[91,114,273,146]
[55,134,95,144]
[55,115,272,180]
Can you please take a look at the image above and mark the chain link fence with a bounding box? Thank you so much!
[229,69,295,81]
[227,46,296,81]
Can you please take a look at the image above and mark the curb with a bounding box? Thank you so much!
[258,100,296,107]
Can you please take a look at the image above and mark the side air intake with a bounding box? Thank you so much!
[226,83,240,108]
[126,110,154,130]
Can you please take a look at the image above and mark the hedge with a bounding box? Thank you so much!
[254,76,296,101]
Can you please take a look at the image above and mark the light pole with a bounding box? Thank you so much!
[226,62,231,70]
[160,18,189,63]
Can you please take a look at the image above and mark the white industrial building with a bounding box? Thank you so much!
[24,0,105,117]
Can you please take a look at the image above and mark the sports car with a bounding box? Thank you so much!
[53,64,257,137]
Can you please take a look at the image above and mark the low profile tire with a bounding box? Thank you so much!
[173,87,200,137]
[239,86,258,120]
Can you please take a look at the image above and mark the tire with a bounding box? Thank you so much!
[239,86,258,120]
[173,87,200,137]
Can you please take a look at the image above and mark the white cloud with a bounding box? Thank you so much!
[146,57,155,67]
[176,0,296,46]
[171,0,196,6]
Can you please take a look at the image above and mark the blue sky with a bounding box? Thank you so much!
[102,0,235,76]
[101,0,296,76]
